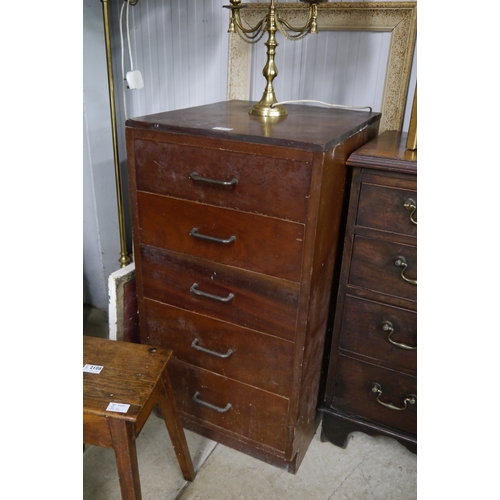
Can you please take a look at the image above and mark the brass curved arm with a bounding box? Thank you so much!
[233,11,268,37]
[225,2,268,40]
[277,3,317,35]
[278,10,314,32]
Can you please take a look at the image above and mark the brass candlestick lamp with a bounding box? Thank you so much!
[225,0,328,117]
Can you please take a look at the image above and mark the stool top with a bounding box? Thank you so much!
[83,336,172,422]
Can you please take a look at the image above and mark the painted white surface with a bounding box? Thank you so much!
[108,262,136,341]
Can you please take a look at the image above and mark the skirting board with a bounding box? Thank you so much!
[108,262,140,342]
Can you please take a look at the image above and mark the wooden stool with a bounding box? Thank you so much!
[83,335,195,500]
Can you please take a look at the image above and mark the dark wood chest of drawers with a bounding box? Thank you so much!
[320,131,417,453]
[125,100,380,472]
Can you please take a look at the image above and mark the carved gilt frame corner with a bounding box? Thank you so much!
[227,2,417,134]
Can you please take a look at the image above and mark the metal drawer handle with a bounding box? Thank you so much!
[192,391,232,413]
[381,321,417,350]
[403,198,417,225]
[189,172,238,187]
[190,283,235,303]
[371,383,416,411]
[191,338,234,358]
[189,228,236,245]
[394,256,417,285]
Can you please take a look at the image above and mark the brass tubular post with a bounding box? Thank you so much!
[101,0,131,268]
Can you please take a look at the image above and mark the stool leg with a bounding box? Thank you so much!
[157,376,196,481]
[108,419,142,500]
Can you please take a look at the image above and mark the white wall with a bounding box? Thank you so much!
[83,0,122,309]
[83,0,417,310]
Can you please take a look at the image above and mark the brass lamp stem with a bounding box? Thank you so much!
[249,0,287,117]
[101,0,131,268]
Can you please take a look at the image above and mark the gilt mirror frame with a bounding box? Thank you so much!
[227,2,417,134]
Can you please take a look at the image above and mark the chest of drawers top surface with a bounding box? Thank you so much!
[347,130,417,174]
[126,100,381,152]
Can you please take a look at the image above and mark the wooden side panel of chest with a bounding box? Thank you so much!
[320,131,417,454]
[125,100,381,472]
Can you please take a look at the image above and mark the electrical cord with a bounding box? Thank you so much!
[271,100,373,112]
[120,0,135,120]
[126,0,133,71]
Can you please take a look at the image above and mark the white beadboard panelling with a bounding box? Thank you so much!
[251,29,392,114]
[112,0,229,120]
[109,0,415,128]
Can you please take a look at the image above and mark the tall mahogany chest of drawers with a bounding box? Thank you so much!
[125,100,380,472]
[320,130,417,453]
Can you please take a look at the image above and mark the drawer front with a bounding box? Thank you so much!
[140,245,300,342]
[333,355,416,435]
[137,192,305,282]
[144,299,294,398]
[339,295,416,373]
[132,139,312,222]
[356,183,417,237]
[168,359,289,452]
[349,235,417,301]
